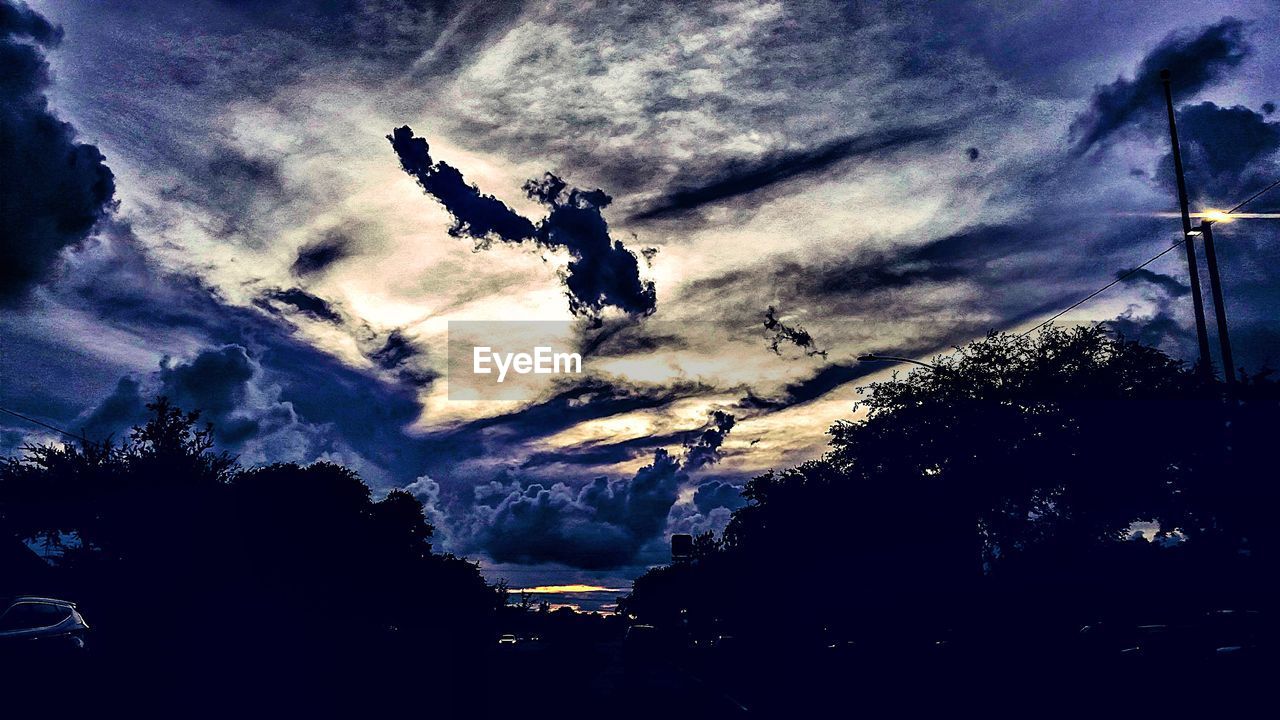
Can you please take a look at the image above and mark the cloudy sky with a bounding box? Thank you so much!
[3,0,1279,608]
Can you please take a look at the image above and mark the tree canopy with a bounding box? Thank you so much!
[622,327,1280,641]
[0,398,501,699]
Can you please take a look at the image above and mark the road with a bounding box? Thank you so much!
[486,639,751,717]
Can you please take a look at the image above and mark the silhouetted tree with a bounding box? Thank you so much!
[625,327,1280,646]
[0,397,501,708]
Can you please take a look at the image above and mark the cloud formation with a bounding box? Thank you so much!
[524,173,657,318]
[388,126,655,318]
[682,410,736,473]
[764,306,828,359]
[1169,101,1280,201]
[693,480,747,514]
[366,329,436,387]
[1071,18,1250,154]
[0,0,115,303]
[469,448,685,569]
[256,287,342,323]
[387,125,538,244]
[10,0,1280,588]
[629,126,945,221]
[81,345,291,447]
[291,229,352,277]
[1118,268,1189,297]
[449,409,737,568]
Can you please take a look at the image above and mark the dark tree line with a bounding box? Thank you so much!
[0,398,500,710]
[621,327,1280,650]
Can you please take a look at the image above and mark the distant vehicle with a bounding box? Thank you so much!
[625,624,657,642]
[624,624,665,660]
[0,597,90,656]
[498,634,518,645]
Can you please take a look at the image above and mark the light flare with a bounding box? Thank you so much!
[1110,210,1280,220]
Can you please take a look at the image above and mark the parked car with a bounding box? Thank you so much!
[1203,609,1267,660]
[498,633,518,646]
[0,597,90,657]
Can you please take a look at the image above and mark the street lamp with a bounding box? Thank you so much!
[1190,221,1236,385]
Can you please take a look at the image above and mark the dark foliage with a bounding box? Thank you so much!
[622,327,1280,647]
[0,398,500,709]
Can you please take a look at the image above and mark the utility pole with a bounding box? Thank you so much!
[1197,221,1236,384]
[1160,69,1213,377]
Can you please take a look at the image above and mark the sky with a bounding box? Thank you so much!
[3,0,1280,610]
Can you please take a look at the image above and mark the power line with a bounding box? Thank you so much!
[1021,239,1186,337]
[1227,178,1280,214]
[1022,178,1280,338]
[0,407,87,444]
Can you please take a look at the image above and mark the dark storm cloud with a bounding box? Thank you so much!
[463,409,737,568]
[0,0,55,39]
[627,126,945,221]
[388,125,537,244]
[683,229,982,304]
[1108,310,1194,359]
[158,344,262,444]
[388,126,655,318]
[763,306,827,359]
[517,409,737,473]
[80,344,270,447]
[1112,98,1280,374]
[524,173,657,318]
[369,330,439,387]
[258,332,428,475]
[422,376,716,466]
[741,362,867,412]
[370,329,418,370]
[45,226,431,482]
[1168,102,1280,201]
[1119,268,1189,297]
[471,448,685,569]
[682,410,735,473]
[74,317,432,476]
[0,0,115,304]
[78,376,146,441]
[291,229,352,277]
[577,320,688,358]
[518,433,681,470]
[693,480,747,514]
[256,287,342,323]
[1070,18,1249,154]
